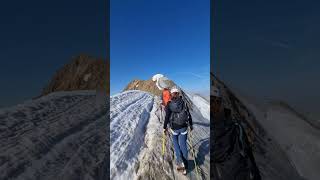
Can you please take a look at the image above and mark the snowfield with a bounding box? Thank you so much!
[0,90,108,180]
[235,93,320,180]
[187,93,210,121]
[110,90,210,180]
[266,105,320,180]
[110,91,154,179]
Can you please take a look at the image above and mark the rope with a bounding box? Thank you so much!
[188,131,201,180]
[168,133,177,180]
[160,103,176,179]
[168,129,202,180]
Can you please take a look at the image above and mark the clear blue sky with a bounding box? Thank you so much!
[110,0,210,95]
[213,0,320,120]
[0,0,106,107]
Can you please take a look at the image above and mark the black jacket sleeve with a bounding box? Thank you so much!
[163,103,171,129]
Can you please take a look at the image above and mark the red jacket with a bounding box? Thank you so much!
[162,89,171,106]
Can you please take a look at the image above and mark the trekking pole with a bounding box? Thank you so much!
[188,131,201,180]
[162,132,166,156]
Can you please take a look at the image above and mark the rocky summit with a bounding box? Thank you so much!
[41,54,109,96]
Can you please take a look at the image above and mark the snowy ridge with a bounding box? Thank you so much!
[110,90,210,180]
[233,91,320,180]
[0,90,108,180]
[110,90,154,179]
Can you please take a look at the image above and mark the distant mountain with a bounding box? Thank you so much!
[41,54,109,96]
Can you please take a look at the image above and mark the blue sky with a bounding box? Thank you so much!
[213,0,320,120]
[0,0,106,107]
[110,0,210,95]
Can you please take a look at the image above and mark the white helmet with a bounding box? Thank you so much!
[170,87,180,93]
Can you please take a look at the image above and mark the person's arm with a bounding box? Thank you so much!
[163,103,171,129]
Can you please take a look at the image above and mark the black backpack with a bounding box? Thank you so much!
[168,97,189,126]
[213,116,261,180]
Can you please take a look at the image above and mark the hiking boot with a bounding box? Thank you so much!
[176,162,185,171]
[177,163,187,175]
[182,169,187,175]
[182,162,187,175]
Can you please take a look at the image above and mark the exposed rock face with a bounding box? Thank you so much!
[41,54,109,96]
[124,78,195,111]
[211,73,304,180]
[0,91,108,180]
[123,79,175,96]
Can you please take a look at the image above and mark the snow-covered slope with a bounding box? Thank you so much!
[110,90,210,180]
[237,95,320,180]
[110,91,154,179]
[0,90,108,180]
[188,93,210,121]
[266,105,320,180]
[213,74,305,180]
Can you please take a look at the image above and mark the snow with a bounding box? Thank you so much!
[188,93,210,121]
[110,90,154,179]
[110,90,210,180]
[235,93,320,180]
[0,90,108,179]
[265,106,320,180]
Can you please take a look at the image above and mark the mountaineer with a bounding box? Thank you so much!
[163,87,193,175]
[212,85,261,180]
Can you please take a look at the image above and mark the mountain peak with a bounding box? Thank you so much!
[123,78,175,96]
[41,54,109,96]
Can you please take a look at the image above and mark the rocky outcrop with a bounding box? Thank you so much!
[124,78,194,111]
[123,79,175,96]
[41,54,109,96]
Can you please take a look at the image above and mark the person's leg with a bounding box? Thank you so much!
[178,128,188,165]
[172,134,182,165]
